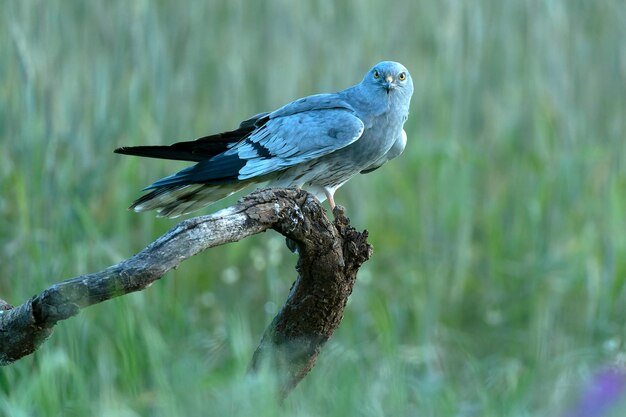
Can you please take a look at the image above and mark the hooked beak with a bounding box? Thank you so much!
[383,75,396,93]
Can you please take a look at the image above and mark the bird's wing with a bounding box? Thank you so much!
[360,129,407,174]
[146,94,364,189]
[114,112,270,162]
[113,93,357,164]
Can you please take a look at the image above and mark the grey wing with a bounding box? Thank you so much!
[146,96,364,188]
[270,93,356,118]
[361,129,407,174]
[233,108,364,179]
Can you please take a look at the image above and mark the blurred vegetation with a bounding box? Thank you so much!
[1,0,625,415]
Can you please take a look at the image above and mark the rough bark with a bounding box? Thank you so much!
[0,188,371,397]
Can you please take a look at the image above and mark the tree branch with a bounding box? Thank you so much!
[0,188,371,397]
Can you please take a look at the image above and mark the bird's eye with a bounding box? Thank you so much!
[373,70,380,79]
[398,72,406,81]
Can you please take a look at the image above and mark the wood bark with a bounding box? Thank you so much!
[0,188,371,397]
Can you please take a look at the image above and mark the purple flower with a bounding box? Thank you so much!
[565,368,626,417]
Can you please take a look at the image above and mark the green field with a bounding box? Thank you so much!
[1,0,626,415]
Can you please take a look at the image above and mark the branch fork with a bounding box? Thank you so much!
[0,188,371,397]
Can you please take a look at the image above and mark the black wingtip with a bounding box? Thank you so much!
[114,146,147,156]
[114,147,130,155]
[113,145,202,161]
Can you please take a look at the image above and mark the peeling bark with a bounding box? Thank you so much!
[0,188,371,397]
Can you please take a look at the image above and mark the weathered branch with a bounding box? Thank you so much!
[0,188,371,397]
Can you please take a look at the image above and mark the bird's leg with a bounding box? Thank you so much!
[324,188,336,210]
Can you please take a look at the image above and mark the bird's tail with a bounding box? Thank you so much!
[130,183,249,218]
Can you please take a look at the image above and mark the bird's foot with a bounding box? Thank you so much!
[331,204,346,219]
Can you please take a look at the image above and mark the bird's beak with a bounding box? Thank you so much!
[384,75,395,93]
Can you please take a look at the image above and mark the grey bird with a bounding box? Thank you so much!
[115,61,413,218]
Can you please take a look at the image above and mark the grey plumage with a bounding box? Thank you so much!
[115,61,414,217]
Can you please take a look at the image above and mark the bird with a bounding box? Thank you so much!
[115,61,413,218]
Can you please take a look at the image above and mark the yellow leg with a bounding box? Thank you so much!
[324,188,336,210]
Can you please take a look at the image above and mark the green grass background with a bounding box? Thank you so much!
[1,0,625,415]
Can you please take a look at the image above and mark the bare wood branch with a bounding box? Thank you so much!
[0,188,371,396]
[250,199,372,398]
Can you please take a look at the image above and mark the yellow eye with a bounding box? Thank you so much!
[398,72,406,81]
[373,70,380,79]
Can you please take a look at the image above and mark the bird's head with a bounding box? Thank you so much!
[364,61,413,98]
